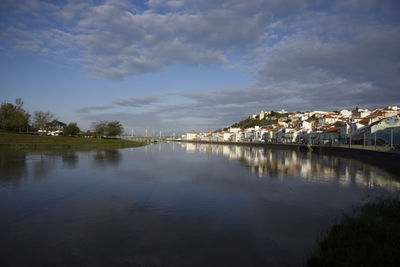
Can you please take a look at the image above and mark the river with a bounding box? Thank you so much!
[0,142,399,266]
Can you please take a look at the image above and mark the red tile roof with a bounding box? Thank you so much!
[324,127,341,133]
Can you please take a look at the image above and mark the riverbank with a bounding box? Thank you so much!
[307,198,400,266]
[0,131,146,151]
[181,140,400,176]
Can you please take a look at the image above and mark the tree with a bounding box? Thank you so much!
[32,111,54,131]
[0,98,30,132]
[105,121,123,136]
[92,121,107,137]
[48,120,66,131]
[63,122,80,136]
[92,120,124,137]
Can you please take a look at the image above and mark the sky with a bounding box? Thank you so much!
[1,0,400,135]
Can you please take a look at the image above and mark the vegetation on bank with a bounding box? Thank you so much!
[308,198,400,266]
[0,131,145,152]
[214,111,292,132]
[1,98,124,137]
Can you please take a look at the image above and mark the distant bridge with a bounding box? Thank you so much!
[121,136,179,143]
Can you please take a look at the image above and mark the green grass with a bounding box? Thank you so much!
[0,131,146,152]
[308,198,400,266]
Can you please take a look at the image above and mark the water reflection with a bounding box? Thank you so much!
[62,152,78,168]
[92,150,121,167]
[32,153,59,180]
[0,144,399,266]
[182,143,400,191]
[0,149,122,188]
[0,150,28,187]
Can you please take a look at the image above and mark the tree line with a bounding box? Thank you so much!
[0,98,123,137]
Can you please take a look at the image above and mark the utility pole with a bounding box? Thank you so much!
[374,132,377,151]
[349,125,352,148]
[391,128,393,148]
[363,132,365,148]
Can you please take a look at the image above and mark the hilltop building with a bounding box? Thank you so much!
[182,105,400,146]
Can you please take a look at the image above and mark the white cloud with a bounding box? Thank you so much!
[2,0,400,132]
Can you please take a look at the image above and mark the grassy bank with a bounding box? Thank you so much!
[308,198,400,266]
[0,131,146,151]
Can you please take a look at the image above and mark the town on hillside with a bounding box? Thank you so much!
[182,105,400,146]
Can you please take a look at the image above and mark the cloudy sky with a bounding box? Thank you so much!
[1,0,400,135]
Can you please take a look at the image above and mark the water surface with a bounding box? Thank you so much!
[0,143,399,266]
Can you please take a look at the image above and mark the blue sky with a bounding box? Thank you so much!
[1,0,400,135]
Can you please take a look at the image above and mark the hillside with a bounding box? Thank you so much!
[227,111,292,130]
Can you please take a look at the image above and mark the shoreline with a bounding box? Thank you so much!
[180,140,400,176]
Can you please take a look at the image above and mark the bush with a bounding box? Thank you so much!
[63,122,80,136]
[308,198,400,266]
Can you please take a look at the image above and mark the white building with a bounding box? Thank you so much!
[186,132,198,140]
[340,109,352,118]
[352,108,371,118]
[319,115,339,125]
[229,127,241,133]
[223,132,234,141]
[233,131,246,142]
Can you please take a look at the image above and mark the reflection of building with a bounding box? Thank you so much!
[185,143,197,153]
[181,143,400,191]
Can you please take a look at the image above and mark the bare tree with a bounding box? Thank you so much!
[32,111,54,131]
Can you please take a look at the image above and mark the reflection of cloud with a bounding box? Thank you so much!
[181,143,400,191]
[67,194,288,266]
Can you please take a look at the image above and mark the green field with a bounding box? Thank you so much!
[0,131,146,151]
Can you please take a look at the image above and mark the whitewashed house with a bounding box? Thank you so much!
[186,132,198,141]
[340,123,351,143]
[229,127,241,133]
[233,130,246,142]
[261,128,273,142]
[244,128,255,141]
[352,108,371,118]
[319,115,339,125]
[223,132,234,142]
[321,127,341,144]
[282,128,301,143]
[340,109,352,118]
[300,121,313,131]
[368,116,400,145]
[212,132,224,142]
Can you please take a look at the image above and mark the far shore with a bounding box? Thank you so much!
[0,131,146,152]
